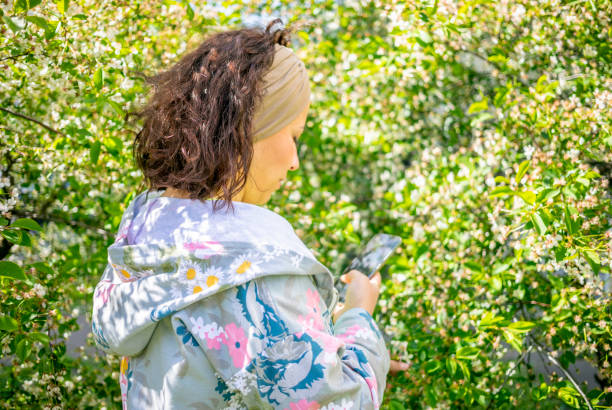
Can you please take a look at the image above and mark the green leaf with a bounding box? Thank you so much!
[16,339,31,361]
[507,321,536,333]
[387,400,406,410]
[90,141,101,165]
[0,316,19,331]
[30,332,50,344]
[446,357,458,376]
[11,217,43,231]
[456,346,480,360]
[468,98,488,114]
[517,190,536,205]
[105,99,124,116]
[1,229,22,245]
[424,359,442,374]
[0,218,8,226]
[30,262,54,275]
[488,54,508,65]
[14,0,42,13]
[185,2,195,20]
[564,206,576,235]
[489,186,514,198]
[531,213,546,235]
[515,160,530,184]
[25,15,49,32]
[535,74,549,94]
[457,360,470,380]
[56,0,69,14]
[19,231,32,247]
[584,250,601,274]
[494,176,510,184]
[503,329,523,352]
[464,261,483,273]
[93,67,104,90]
[0,261,27,281]
[480,312,505,328]
[2,16,23,33]
[558,386,580,408]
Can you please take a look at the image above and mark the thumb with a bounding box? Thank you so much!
[340,271,355,284]
[370,271,382,288]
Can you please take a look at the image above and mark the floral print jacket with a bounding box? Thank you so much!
[92,191,390,409]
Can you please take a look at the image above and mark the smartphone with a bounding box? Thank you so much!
[336,233,402,303]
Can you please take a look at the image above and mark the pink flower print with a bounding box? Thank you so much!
[115,224,129,244]
[94,280,115,307]
[189,317,225,350]
[285,399,320,410]
[305,288,320,309]
[365,375,379,408]
[297,289,324,331]
[184,241,224,259]
[222,323,249,368]
[303,328,344,364]
[205,323,224,350]
[335,324,362,344]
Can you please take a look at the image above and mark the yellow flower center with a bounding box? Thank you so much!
[193,285,203,294]
[186,268,196,280]
[120,357,129,374]
[206,275,219,287]
[120,269,130,278]
[236,260,251,274]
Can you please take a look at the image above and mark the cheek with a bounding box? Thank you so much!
[268,139,294,168]
[251,140,292,182]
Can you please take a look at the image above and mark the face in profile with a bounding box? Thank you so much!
[240,103,309,205]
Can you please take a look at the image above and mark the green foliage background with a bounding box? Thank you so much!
[1,0,611,408]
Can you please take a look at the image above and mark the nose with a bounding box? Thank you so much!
[289,145,299,171]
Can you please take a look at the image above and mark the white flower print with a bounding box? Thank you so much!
[189,316,207,339]
[321,398,355,410]
[176,259,208,294]
[228,253,262,283]
[201,265,224,288]
[169,280,190,299]
[227,371,256,395]
[202,322,224,340]
[290,253,304,268]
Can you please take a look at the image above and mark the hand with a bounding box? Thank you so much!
[389,358,410,375]
[333,270,381,322]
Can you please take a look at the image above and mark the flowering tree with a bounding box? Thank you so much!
[1,0,610,408]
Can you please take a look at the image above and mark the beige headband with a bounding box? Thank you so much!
[251,44,311,142]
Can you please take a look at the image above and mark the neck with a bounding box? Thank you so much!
[162,187,247,203]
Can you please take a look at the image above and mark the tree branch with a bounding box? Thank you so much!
[12,210,112,238]
[528,336,594,410]
[0,107,66,137]
[0,52,31,62]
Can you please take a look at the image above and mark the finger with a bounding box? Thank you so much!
[340,273,351,284]
[369,271,382,288]
[388,359,410,374]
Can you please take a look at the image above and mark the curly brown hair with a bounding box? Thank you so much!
[132,19,292,212]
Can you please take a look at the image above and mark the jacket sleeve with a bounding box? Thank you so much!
[176,274,390,409]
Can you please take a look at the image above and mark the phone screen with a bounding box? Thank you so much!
[336,233,402,302]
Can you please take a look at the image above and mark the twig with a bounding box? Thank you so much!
[486,344,533,409]
[529,336,594,410]
[12,210,112,238]
[0,107,66,137]
[0,52,31,62]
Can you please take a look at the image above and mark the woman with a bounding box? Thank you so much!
[92,20,400,409]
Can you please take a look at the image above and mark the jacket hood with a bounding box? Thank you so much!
[92,190,337,356]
